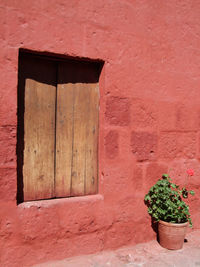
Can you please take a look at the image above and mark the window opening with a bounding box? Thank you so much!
[17,51,103,203]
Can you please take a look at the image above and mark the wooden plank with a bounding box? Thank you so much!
[23,55,56,201]
[71,83,99,196]
[58,60,100,197]
[55,64,73,197]
[71,83,89,196]
[85,84,99,195]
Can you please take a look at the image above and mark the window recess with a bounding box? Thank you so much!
[17,52,103,203]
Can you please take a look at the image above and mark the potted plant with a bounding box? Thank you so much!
[144,170,195,250]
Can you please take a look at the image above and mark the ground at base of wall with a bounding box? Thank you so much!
[33,230,200,267]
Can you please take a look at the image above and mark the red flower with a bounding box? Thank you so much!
[187,169,194,176]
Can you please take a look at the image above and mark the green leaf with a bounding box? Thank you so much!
[144,195,151,202]
[171,183,176,189]
[189,190,195,196]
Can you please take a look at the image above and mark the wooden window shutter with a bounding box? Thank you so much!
[18,53,101,202]
[55,61,99,197]
[22,55,56,201]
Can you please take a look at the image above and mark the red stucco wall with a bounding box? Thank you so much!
[1,1,200,266]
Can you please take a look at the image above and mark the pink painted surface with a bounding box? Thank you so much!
[0,0,200,266]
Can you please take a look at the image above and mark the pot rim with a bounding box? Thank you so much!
[159,220,189,227]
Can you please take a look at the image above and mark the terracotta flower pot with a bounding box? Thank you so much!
[158,220,188,250]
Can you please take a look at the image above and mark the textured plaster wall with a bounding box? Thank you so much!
[1,0,200,266]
